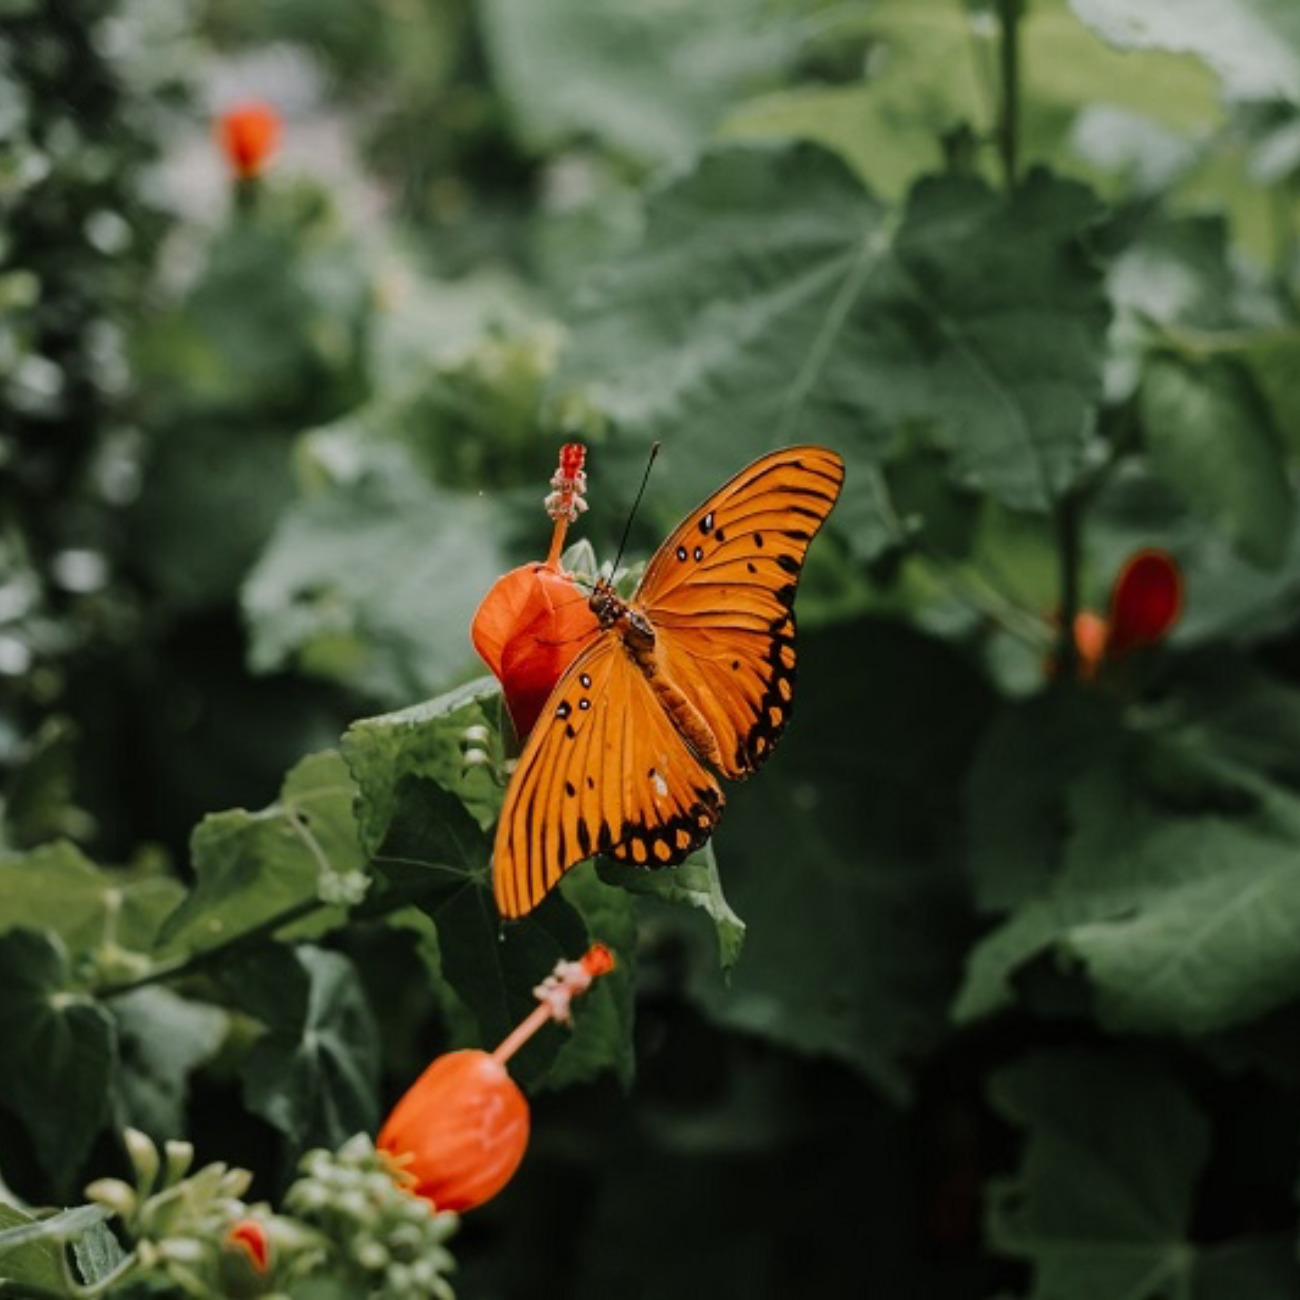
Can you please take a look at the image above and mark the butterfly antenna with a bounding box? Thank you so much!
[609,442,661,578]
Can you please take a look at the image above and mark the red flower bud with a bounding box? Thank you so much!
[377,1049,530,1213]
[471,562,599,740]
[224,1217,271,1273]
[1061,550,1184,680]
[1106,547,1183,657]
[217,101,282,180]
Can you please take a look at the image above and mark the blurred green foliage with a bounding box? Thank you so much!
[7,0,1300,1297]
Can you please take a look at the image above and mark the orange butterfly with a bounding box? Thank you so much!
[493,445,845,918]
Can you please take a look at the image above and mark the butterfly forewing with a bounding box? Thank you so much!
[492,635,724,918]
[636,446,844,779]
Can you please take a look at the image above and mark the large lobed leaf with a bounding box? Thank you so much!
[243,440,509,704]
[958,667,1300,1035]
[222,944,381,1150]
[687,618,995,1100]
[562,141,1110,515]
[479,0,804,166]
[0,930,116,1195]
[989,1049,1300,1299]
[723,0,1220,199]
[342,683,635,1090]
[159,750,364,959]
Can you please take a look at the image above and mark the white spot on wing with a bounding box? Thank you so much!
[651,769,669,800]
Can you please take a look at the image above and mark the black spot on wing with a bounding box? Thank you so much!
[733,614,800,775]
[604,788,724,871]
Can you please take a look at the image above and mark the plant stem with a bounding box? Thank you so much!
[94,897,329,1001]
[1054,489,1082,677]
[996,0,1022,189]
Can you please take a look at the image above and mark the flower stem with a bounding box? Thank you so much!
[94,896,329,1000]
[491,1003,553,1065]
[545,516,569,568]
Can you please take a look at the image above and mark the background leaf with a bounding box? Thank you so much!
[988,1050,1210,1298]
[563,143,1110,513]
[243,442,509,702]
[223,944,380,1150]
[957,666,1300,1034]
[479,0,804,166]
[1070,0,1300,103]
[159,750,362,959]
[1139,353,1294,568]
[0,930,116,1195]
[687,618,994,1100]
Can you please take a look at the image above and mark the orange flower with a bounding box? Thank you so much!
[471,444,600,739]
[378,944,615,1213]
[1070,548,1184,678]
[217,101,282,180]
[377,1050,529,1213]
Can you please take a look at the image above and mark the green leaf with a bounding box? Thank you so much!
[130,421,297,615]
[1139,353,1294,568]
[0,841,182,963]
[957,673,1300,1034]
[689,618,994,1099]
[1070,0,1300,103]
[0,1205,68,1289]
[242,441,508,702]
[111,987,227,1140]
[159,751,363,959]
[1235,328,1300,458]
[345,685,636,1088]
[343,675,504,849]
[70,1216,127,1287]
[563,142,1109,513]
[964,690,1128,913]
[990,1050,1300,1298]
[366,775,633,1089]
[988,1050,1209,1298]
[723,0,1219,197]
[0,1203,110,1288]
[224,945,380,1150]
[598,841,745,972]
[479,0,802,165]
[0,930,116,1195]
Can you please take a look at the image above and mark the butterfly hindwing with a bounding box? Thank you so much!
[492,633,725,918]
[635,446,844,779]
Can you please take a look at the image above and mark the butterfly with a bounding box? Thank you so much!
[493,445,845,918]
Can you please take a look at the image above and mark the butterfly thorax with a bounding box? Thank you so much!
[589,579,722,768]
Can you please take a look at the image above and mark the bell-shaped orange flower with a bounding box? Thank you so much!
[217,101,282,180]
[377,1050,529,1214]
[471,444,600,739]
[378,944,615,1213]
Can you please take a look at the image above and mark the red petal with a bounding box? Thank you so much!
[1106,549,1183,657]
[378,1049,530,1213]
[471,563,599,739]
